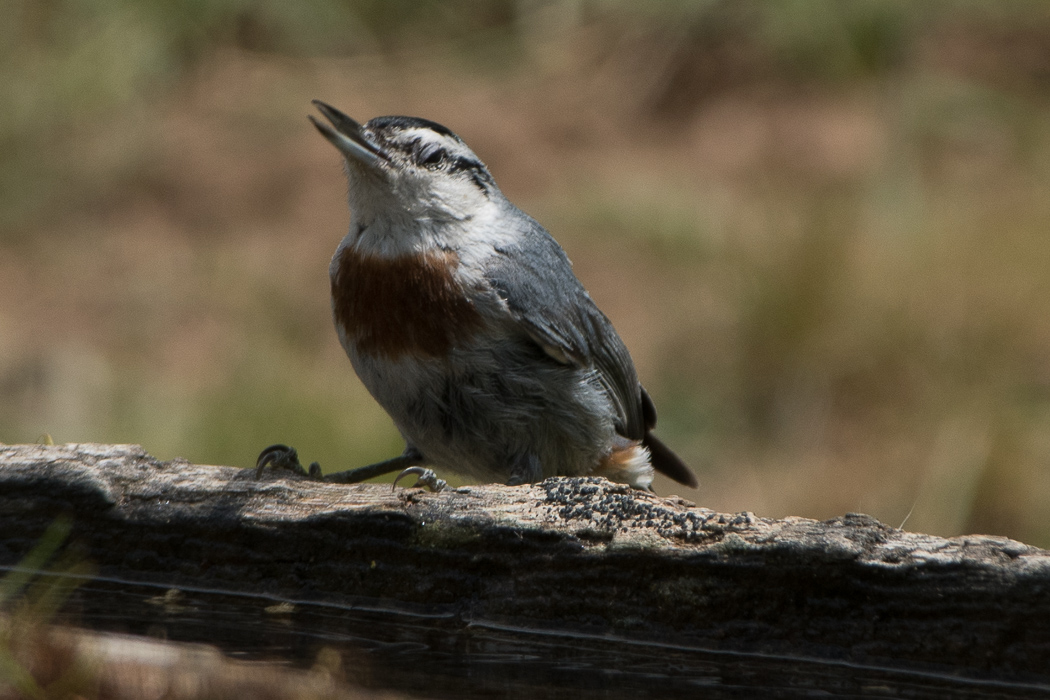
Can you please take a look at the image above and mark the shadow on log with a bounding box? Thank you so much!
[1,443,1049,691]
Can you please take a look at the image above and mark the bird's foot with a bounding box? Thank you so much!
[393,466,447,492]
[255,444,322,479]
[505,453,542,486]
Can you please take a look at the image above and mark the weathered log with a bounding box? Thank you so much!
[1,442,1048,687]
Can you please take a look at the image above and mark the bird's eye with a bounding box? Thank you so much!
[419,148,445,167]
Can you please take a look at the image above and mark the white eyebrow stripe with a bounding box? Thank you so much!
[400,129,474,158]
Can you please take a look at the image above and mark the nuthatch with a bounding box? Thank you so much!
[257,101,697,492]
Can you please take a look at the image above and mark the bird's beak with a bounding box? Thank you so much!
[309,100,389,167]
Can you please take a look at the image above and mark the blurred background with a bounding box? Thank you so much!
[3,0,1050,546]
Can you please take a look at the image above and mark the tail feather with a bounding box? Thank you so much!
[642,432,698,488]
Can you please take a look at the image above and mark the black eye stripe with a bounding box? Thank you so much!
[388,132,492,190]
[447,156,480,173]
[419,147,446,166]
[415,146,483,176]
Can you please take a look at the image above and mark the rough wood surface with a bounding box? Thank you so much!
[2,443,1049,682]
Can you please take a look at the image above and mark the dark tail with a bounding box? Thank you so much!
[643,432,698,488]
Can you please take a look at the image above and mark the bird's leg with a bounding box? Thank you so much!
[505,452,542,486]
[326,447,426,484]
[255,445,429,485]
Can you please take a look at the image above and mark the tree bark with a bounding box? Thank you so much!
[1,442,1048,683]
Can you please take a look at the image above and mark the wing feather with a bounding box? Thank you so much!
[483,218,646,439]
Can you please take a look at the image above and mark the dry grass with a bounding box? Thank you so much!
[4,4,1050,546]
[0,521,398,699]
[0,617,397,700]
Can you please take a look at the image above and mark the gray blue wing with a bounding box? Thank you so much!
[482,216,646,440]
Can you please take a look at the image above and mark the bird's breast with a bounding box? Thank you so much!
[331,245,484,360]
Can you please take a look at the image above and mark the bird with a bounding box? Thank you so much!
[256,100,697,492]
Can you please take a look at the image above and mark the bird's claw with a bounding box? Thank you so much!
[255,444,322,479]
[393,466,446,492]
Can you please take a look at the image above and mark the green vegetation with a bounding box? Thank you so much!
[4,1,1050,545]
[0,518,95,699]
